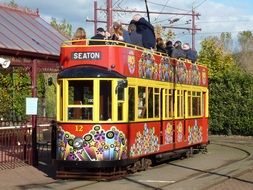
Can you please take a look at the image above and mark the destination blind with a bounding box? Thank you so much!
[72,52,101,60]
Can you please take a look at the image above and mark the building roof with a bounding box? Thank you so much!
[0,4,69,60]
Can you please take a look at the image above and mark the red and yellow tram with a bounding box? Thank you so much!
[54,39,209,178]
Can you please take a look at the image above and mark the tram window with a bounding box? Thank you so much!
[117,87,124,101]
[68,108,93,120]
[148,87,154,118]
[168,89,173,117]
[177,90,184,117]
[154,90,160,118]
[118,103,123,120]
[188,91,192,116]
[138,86,146,118]
[68,80,93,105]
[165,89,173,118]
[100,80,112,120]
[192,92,201,116]
[128,87,135,121]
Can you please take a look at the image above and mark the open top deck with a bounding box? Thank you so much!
[60,39,208,87]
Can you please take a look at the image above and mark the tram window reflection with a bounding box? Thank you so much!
[148,87,153,118]
[128,87,135,121]
[68,108,93,120]
[138,86,146,118]
[100,80,112,120]
[68,80,93,105]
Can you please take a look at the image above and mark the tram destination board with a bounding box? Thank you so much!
[71,51,101,60]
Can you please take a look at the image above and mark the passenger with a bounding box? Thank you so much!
[165,40,174,57]
[130,14,156,49]
[105,31,111,40]
[156,37,167,54]
[89,27,106,45]
[111,21,131,43]
[128,23,143,47]
[182,43,198,63]
[171,40,186,59]
[72,27,86,44]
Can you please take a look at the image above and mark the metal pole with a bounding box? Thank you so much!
[31,59,38,167]
[192,9,196,50]
[107,0,112,32]
[144,0,150,23]
[94,1,97,35]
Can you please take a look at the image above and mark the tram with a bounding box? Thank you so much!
[53,38,209,179]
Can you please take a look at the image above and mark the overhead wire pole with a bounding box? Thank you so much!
[192,9,198,50]
[86,1,201,48]
[107,0,113,32]
[93,1,98,34]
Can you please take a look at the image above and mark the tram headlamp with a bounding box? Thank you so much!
[0,58,10,69]
[73,137,84,149]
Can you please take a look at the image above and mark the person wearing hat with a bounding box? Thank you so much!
[89,27,106,45]
[182,43,198,63]
[171,40,186,59]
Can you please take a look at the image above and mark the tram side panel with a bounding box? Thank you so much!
[56,123,129,162]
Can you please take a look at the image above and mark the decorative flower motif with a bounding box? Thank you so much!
[94,130,105,141]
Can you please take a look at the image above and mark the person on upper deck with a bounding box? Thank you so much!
[111,21,131,43]
[165,40,174,57]
[89,27,106,45]
[171,40,186,59]
[128,23,143,47]
[72,27,86,44]
[156,37,167,54]
[130,14,156,49]
[182,43,198,63]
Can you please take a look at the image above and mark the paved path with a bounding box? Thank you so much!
[0,136,252,190]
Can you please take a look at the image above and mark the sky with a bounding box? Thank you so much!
[1,0,253,51]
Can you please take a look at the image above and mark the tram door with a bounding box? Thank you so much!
[162,88,174,146]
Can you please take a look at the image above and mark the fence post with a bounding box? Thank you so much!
[51,120,57,160]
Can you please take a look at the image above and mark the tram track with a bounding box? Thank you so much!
[102,141,252,190]
[18,140,253,190]
[157,140,253,190]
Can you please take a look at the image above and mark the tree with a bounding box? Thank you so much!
[199,35,253,136]
[50,18,72,38]
[235,31,253,72]
[198,36,234,78]
[220,32,233,53]
[238,31,253,51]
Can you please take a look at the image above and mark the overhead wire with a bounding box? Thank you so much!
[153,0,170,22]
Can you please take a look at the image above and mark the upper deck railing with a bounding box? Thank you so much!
[60,39,208,87]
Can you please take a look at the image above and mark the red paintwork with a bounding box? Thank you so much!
[57,42,209,162]
[60,42,208,87]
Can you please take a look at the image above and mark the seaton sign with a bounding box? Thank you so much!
[72,52,101,60]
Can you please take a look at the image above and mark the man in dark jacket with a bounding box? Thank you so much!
[171,40,186,59]
[182,43,198,63]
[128,23,143,47]
[89,27,106,45]
[130,14,155,49]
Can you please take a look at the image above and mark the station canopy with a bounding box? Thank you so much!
[0,3,69,61]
